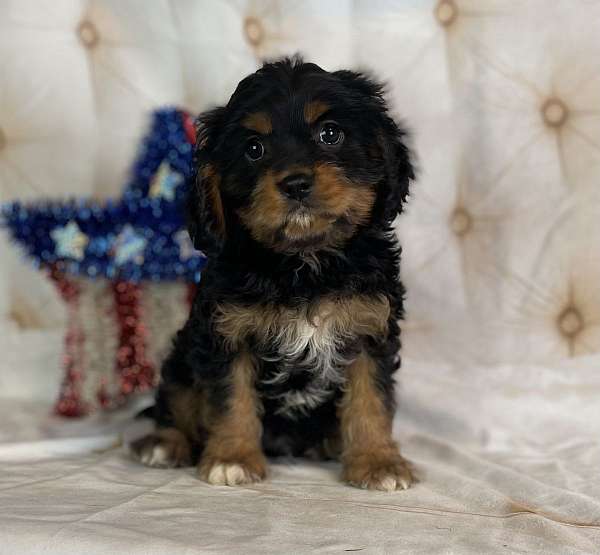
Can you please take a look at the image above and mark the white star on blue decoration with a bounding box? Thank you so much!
[50,221,89,260]
[112,225,147,266]
[149,161,184,201]
[2,108,206,283]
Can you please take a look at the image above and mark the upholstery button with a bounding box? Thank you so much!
[435,0,458,27]
[243,16,264,46]
[558,307,584,337]
[77,20,100,49]
[542,98,568,128]
[450,207,472,236]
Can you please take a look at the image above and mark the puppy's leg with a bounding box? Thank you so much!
[338,351,413,492]
[198,352,267,486]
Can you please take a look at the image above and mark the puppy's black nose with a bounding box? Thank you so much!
[278,174,313,201]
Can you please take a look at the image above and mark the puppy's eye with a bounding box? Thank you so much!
[245,138,264,161]
[319,122,344,146]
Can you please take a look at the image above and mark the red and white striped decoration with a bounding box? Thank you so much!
[49,265,194,417]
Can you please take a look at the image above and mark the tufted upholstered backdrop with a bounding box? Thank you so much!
[1,2,600,552]
[1,0,598,399]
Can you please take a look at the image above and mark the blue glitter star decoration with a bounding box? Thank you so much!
[1,108,206,283]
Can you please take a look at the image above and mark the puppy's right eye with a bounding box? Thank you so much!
[319,122,344,146]
[245,138,264,161]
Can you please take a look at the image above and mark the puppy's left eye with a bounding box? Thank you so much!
[245,138,264,161]
[319,122,344,146]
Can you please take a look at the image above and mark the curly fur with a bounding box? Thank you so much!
[131,56,415,490]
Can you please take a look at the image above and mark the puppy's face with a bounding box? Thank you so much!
[189,59,413,255]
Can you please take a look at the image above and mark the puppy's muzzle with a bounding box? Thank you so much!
[278,173,313,202]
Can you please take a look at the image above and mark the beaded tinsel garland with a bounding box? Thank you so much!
[2,108,205,417]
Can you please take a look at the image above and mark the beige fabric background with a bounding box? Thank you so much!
[1,0,599,395]
[0,1,599,553]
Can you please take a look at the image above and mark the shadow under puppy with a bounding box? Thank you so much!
[131,57,415,491]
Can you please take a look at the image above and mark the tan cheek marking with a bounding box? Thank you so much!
[313,163,348,208]
[313,163,376,226]
[347,187,377,226]
[241,112,272,135]
[238,170,288,243]
[304,101,330,124]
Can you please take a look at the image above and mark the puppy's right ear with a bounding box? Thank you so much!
[187,107,227,256]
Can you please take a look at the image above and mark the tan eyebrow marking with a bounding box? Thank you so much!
[241,112,272,135]
[304,101,330,124]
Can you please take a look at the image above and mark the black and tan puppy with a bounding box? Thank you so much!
[132,57,415,491]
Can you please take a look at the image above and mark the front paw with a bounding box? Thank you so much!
[198,452,267,486]
[343,451,414,492]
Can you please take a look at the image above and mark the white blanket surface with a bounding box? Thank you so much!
[1,356,599,554]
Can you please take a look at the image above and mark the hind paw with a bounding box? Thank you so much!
[130,428,192,468]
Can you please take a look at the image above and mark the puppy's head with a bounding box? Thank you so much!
[188,57,414,256]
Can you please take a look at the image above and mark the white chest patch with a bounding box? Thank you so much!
[259,307,354,417]
[214,295,390,417]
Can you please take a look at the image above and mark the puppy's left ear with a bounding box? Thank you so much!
[333,69,415,224]
[187,107,227,256]
[376,116,415,223]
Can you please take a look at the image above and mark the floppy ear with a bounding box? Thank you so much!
[376,116,415,223]
[187,107,227,256]
[333,69,415,224]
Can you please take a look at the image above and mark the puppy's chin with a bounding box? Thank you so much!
[283,207,327,239]
[270,208,353,254]
[285,207,314,232]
